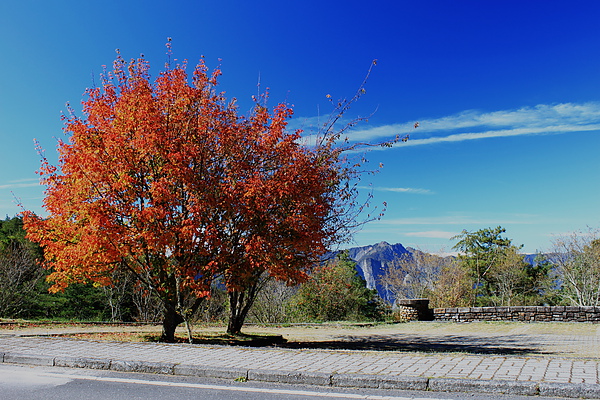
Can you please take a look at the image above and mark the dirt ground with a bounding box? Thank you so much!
[247,321,600,358]
[2,321,599,359]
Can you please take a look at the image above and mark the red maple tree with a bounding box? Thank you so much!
[23,44,384,340]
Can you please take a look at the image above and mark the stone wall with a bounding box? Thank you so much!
[395,299,433,321]
[433,306,600,323]
[392,306,420,322]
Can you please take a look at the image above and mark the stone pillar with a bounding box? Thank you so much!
[395,299,433,321]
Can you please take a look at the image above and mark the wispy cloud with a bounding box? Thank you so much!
[404,230,456,239]
[376,214,536,225]
[299,102,600,149]
[0,180,40,190]
[392,124,600,149]
[358,185,434,195]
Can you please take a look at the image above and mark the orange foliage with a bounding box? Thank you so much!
[23,50,344,306]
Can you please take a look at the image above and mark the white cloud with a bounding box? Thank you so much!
[404,230,456,239]
[389,123,600,149]
[376,215,534,226]
[358,185,434,195]
[0,181,40,190]
[298,102,600,149]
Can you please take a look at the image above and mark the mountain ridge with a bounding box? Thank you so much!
[342,241,540,303]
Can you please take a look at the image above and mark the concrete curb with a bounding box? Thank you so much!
[429,378,539,396]
[248,369,331,386]
[110,359,176,374]
[4,353,55,366]
[332,373,428,390]
[54,356,111,370]
[539,382,600,399]
[2,352,599,398]
[174,364,249,380]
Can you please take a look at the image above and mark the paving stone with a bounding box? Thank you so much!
[0,333,599,398]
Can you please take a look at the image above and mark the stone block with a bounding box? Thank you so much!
[174,364,248,380]
[4,353,54,366]
[249,369,331,386]
[332,373,427,390]
[110,359,175,374]
[54,356,110,369]
[539,382,600,399]
[429,378,538,396]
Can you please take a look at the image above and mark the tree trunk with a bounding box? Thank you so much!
[161,302,184,342]
[227,288,259,335]
[180,297,205,344]
[227,290,246,335]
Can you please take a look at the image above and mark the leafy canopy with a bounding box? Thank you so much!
[22,45,365,339]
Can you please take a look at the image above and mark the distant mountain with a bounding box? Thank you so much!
[340,241,543,303]
[344,241,411,302]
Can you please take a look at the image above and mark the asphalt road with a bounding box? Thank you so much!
[0,364,576,400]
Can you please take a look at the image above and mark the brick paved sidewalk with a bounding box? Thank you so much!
[1,335,600,398]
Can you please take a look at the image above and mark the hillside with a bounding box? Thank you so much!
[343,242,539,303]
[344,242,411,302]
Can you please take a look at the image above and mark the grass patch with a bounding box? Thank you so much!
[145,332,287,346]
[61,331,287,346]
[67,332,152,342]
[0,319,158,329]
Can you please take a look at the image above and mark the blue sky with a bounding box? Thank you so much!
[1,1,599,254]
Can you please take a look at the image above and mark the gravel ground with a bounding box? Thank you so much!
[2,321,598,359]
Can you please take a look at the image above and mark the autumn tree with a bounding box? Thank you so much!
[380,249,446,302]
[488,246,532,306]
[551,228,600,306]
[247,275,296,323]
[24,44,391,339]
[379,248,474,308]
[427,258,472,308]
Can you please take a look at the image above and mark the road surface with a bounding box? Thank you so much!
[0,364,575,400]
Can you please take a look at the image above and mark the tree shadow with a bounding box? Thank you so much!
[188,333,287,347]
[276,333,548,356]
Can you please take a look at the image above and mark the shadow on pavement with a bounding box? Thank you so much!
[276,334,548,355]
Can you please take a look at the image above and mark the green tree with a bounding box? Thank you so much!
[0,216,43,259]
[290,252,382,322]
[0,217,45,318]
[525,253,560,305]
[452,226,544,306]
